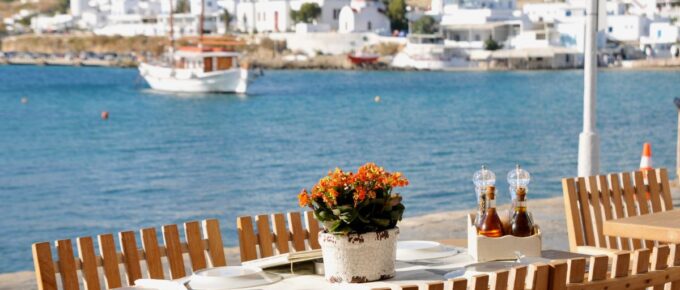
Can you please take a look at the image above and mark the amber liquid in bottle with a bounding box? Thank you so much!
[479,186,504,237]
[511,187,534,237]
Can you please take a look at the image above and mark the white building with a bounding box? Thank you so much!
[31,14,75,33]
[236,0,359,33]
[640,21,680,57]
[338,0,390,34]
[606,14,650,42]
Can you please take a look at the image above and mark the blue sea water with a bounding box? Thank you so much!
[0,65,679,273]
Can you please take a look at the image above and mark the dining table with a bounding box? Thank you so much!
[231,239,589,290]
[602,209,680,243]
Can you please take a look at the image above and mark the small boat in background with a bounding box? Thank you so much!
[347,50,380,65]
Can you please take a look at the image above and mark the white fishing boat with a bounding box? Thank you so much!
[139,47,248,93]
[138,0,250,94]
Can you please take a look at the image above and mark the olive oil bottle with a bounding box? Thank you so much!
[479,186,504,237]
[510,187,534,237]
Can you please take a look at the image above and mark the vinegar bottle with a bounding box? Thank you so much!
[510,187,534,237]
[479,186,504,237]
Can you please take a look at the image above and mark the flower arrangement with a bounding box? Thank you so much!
[298,162,408,235]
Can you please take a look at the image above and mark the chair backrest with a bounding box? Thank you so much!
[32,219,227,290]
[236,211,321,262]
[370,262,551,290]
[562,168,673,252]
[550,243,680,289]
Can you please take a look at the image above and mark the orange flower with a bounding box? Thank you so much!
[298,189,311,207]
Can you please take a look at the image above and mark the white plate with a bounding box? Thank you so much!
[396,241,460,262]
[397,240,441,252]
[189,266,282,290]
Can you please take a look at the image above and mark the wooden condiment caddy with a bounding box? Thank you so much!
[467,213,542,262]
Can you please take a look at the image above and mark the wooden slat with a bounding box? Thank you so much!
[237,216,259,262]
[98,234,122,289]
[305,211,321,249]
[491,270,509,290]
[588,176,607,248]
[119,231,142,285]
[587,255,608,282]
[611,252,630,278]
[671,244,680,290]
[140,227,164,279]
[56,239,79,290]
[548,261,568,290]
[32,242,57,290]
[203,219,227,267]
[184,221,208,271]
[647,171,663,213]
[659,168,673,211]
[473,274,490,290]
[567,258,586,283]
[427,281,445,290]
[77,237,102,290]
[652,245,671,290]
[255,215,275,258]
[163,224,186,279]
[635,171,656,249]
[272,213,290,254]
[509,266,527,290]
[633,248,651,275]
[576,177,596,247]
[563,178,585,251]
[451,277,468,290]
[597,175,617,248]
[609,173,630,250]
[622,172,643,249]
[288,212,306,251]
[529,264,549,290]
[402,286,419,290]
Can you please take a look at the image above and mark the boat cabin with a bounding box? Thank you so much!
[174,47,240,73]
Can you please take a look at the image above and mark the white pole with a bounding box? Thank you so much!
[577,0,600,177]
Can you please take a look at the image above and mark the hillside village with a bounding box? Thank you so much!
[1,0,679,69]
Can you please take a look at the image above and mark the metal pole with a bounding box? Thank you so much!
[577,0,600,177]
[674,98,680,181]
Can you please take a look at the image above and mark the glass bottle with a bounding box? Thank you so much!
[506,165,530,233]
[473,165,495,230]
[510,187,534,237]
[479,186,504,237]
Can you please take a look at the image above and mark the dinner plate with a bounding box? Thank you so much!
[189,266,282,290]
[443,257,553,279]
[396,241,460,261]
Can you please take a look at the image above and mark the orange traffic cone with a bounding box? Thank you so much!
[640,142,653,201]
[640,142,653,171]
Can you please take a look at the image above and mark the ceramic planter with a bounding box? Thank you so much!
[318,227,399,283]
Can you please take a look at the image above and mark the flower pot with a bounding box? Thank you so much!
[318,227,399,283]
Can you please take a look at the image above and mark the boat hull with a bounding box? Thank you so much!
[138,63,248,94]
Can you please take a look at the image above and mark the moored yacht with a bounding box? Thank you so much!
[139,46,248,93]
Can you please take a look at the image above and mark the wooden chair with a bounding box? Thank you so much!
[32,219,227,290]
[370,262,551,290]
[236,211,321,262]
[562,168,674,255]
[549,243,680,290]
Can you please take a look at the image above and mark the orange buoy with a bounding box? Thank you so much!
[101,111,109,120]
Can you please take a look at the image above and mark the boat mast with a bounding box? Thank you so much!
[168,0,175,65]
[199,0,204,47]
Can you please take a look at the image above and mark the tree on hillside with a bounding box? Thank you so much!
[222,9,232,31]
[412,15,436,34]
[386,0,407,31]
[484,37,503,50]
[56,0,68,13]
[291,3,321,24]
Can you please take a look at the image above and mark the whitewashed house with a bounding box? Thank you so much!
[640,21,680,57]
[606,14,650,42]
[338,0,390,34]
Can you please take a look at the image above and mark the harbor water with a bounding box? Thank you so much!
[0,65,678,272]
